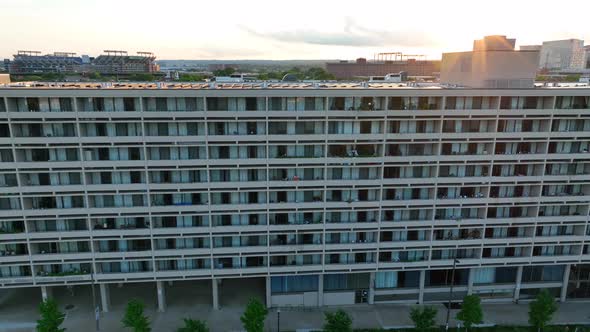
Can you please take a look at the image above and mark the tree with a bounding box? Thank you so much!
[213,67,236,77]
[36,298,66,332]
[177,74,205,82]
[88,72,102,80]
[122,299,151,332]
[177,318,209,332]
[456,294,483,331]
[240,298,268,332]
[410,306,438,331]
[128,73,155,82]
[528,289,557,332]
[323,309,352,332]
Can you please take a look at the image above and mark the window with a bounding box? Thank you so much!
[271,275,318,293]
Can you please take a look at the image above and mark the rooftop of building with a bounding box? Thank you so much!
[0,80,589,91]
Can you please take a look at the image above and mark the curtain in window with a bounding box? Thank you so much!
[254,97,265,111]
[112,98,123,112]
[473,268,495,284]
[375,271,397,289]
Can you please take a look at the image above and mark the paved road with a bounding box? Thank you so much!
[1,301,589,332]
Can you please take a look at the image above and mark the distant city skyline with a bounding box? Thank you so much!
[1,0,589,60]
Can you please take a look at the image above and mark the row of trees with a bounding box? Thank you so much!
[36,289,558,332]
[408,290,557,332]
[213,66,336,81]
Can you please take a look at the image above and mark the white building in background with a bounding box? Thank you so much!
[0,36,589,311]
[539,39,586,71]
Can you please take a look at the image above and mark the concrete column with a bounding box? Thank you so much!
[100,284,111,313]
[368,272,375,304]
[418,270,426,304]
[212,279,219,310]
[156,281,166,312]
[467,268,474,295]
[560,264,571,302]
[265,276,272,308]
[317,274,324,307]
[514,266,523,303]
[41,286,52,301]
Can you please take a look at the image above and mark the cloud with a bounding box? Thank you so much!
[240,17,434,47]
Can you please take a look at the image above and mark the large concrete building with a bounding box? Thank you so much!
[326,57,440,80]
[0,40,590,312]
[441,35,539,88]
[539,39,586,71]
[5,50,159,75]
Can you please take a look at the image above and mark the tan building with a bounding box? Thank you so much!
[441,35,539,88]
[0,74,9,84]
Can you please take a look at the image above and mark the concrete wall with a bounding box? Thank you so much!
[271,292,318,307]
[323,291,355,306]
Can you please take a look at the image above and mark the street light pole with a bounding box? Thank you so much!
[90,264,100,331]
[277,308,281,332]
[445,258,459,331]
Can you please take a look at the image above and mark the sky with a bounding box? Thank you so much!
[1,0,589,61]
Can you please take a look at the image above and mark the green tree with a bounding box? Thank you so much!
[410,306,438,331]
[240,298,268,332]
[256,72,269,80]
[128,73,155,82]
[36,298,66,332]
[528,289,557,332]
[88,72,102,80]
[323,309,352,332]
[213,67,236,77]
[177,74,205,82]
[564,75,581,82]
[122,299,151,332]
[177,318,209,332]
[456,294,483,331]
[304,67,336,80]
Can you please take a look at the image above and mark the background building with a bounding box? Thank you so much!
[4,50,159,75]
[326,55,440,79]
[8,51,83,74]
[520,45,542,52]
[441,35,539,88]
[539,39,586,71]
[90,50,159,74]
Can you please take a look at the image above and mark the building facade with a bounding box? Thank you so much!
[5,50,159,75]
[539,39,586,71]
[441,35,540,89]
[326,58,440,80]
[0,81,589,311]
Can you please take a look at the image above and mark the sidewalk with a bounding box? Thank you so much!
[1,301,589,332]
